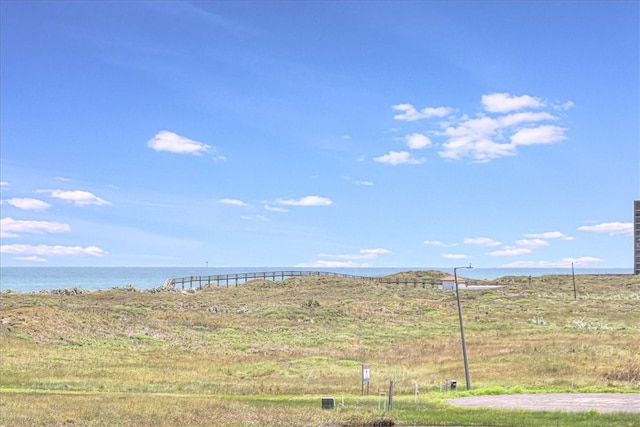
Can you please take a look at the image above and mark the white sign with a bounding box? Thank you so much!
[362,364,370,383]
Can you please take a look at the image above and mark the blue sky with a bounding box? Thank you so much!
[1,1,638,268]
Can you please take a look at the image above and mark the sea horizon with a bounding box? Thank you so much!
[0,266,633,293]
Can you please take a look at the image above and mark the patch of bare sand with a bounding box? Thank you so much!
[446,393,640,413]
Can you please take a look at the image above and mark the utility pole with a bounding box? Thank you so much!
[454,264,473,390]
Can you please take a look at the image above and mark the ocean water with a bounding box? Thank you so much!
[0,266,632,292]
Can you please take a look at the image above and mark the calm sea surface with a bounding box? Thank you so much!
[0,267,632,292]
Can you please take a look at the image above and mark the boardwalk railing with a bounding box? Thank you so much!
[163,270,438,290]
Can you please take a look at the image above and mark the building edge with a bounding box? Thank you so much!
[635,200,640,274]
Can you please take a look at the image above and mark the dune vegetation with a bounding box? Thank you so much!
[1,271,639,426]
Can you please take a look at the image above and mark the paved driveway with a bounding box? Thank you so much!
[446,393,640,413]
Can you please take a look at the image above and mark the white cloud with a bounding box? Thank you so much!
[488,247,532,256]
[147,130,211,155]
[482,93,544,113]
[4,198,51,211]
[16,256,46,262]
[578,222,633,236]
[510,125,566,145]
[1,244,108,257]
[264,204,288,212]
[317,248,391,260]
[41,190,111,206]
[346,176,374,186]
[439,116,516,161]
[276,196,332,206]
[434,93,567,162]
[515,238,549,248]
[554,100,575,110]
[498,111,556,127]
[424,240,456,247]
[564,256,605,264]
[443,253,470,259]
[503,256,604,268]
[464,237,502,247]
[392,103,453,121]
[405,133,433,149]
[0,181,9,188]
[523,231,574,240]
[373,151,424,165]
[219,198,247,206]
[295,260,372,268]
[1,217,71,238]
[360,248,391,256]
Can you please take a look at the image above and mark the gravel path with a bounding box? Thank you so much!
[446,393,640,413]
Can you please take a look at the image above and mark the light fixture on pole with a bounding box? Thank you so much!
[454,263,473,390]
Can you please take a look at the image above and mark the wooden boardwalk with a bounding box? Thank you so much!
[163,270,438,290]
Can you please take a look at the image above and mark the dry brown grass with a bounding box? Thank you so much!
[1,272,639,425]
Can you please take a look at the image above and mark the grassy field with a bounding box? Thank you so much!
[1,271,639,426]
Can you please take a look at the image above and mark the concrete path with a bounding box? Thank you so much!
[446,393,640,413]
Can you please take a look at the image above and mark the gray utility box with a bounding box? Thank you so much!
[321,397,335,410]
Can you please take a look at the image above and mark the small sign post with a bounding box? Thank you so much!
[362,364,370,395]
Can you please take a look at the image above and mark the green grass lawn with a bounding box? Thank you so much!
[1,271,639,426]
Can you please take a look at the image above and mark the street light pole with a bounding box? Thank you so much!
[454,264,473,390]
[571,262,577,300]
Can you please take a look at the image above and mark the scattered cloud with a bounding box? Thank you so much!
[515,239,549,248]
[40,190,111,206]
[387,93,570,163]
[392,103,453,121]
[1,217,71,238]
[523,231,574,240]
[317,248,391,260]
[488,247,532,256]
[147,130,211,155]
[481,92,544,113]
[498,111,556,127]
[1,181,10,188]
[275,196,332,207]
[578,222,632,236]
[1,244,108,257]
[554,100,575,110]
[219,198,248,206]
[346,176,374,186]
[295,260,372,268]
[360,248,391,257]
[464,237,502,247]
[510,125,566,145]
[373,151,424,165]
[438,112,566,161]
[405,133,433,149]
[306,248,392,267]
[4,198,51,211]
[16,256,47,262]
[443,253,470,259]
[424,240,456,248]
[264,204,288,212]
[564,256,605,264]
[503,256,604,268]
